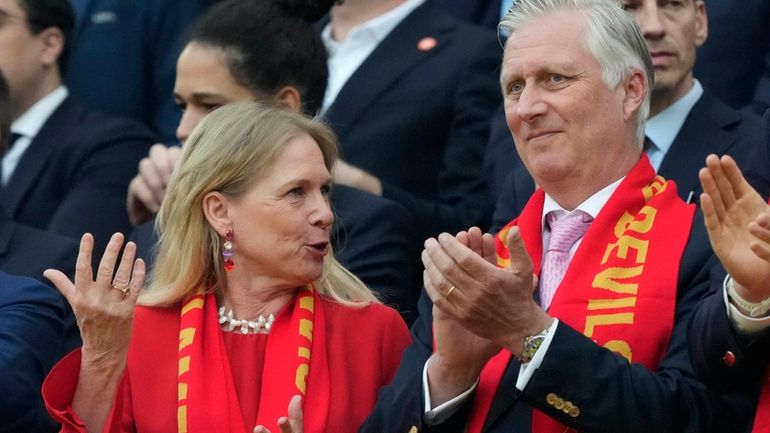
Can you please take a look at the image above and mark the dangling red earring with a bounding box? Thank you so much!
[223,229,234,272]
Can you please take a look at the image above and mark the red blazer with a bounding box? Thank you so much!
[44,298,411,433]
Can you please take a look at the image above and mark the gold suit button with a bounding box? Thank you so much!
[408,427,418,433]
[546,393,557,405]
[554,397,565,410]
[563,401,573,413]
[569,406,581,418]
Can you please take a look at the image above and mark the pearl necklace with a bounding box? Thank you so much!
[218,306,276,334]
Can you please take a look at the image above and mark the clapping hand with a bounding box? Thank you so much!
[699,154,770,302]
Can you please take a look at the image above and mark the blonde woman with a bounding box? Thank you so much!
[43,102,410,433]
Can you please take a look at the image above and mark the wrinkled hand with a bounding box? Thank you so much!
[331,159,382,196]
[424,227,550,353]
[253,396,303,433]
[126,144,181,225]
[699,154,770,302]
[44,233,145,364]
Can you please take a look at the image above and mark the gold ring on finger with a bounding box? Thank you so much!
[445,285,457,298]
[112,283,130,298]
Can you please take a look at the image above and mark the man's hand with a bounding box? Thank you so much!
[699,154,770,303]
[424,227,551,352]
[126,144,182,225]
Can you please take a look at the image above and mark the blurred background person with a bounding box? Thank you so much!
[321,0,502,242]
[0,0,155,257]
[43,102,411,433]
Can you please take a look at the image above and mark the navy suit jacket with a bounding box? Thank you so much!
[688,267,770,432]
[0,96,155,256]
[427,0,501,29]
[489,91,768,232]
[0,206,77,282]
[691,0,770,112]
[0,272,70,433]
[323,3,502,241]
[360,213,755,433]
[130,185,421,322]
[66,0,207,143]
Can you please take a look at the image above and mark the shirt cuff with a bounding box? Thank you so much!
[422,360,478,425]
[723,275,770,335]
[516,319,560,390]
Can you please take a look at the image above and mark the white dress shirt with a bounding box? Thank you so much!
[320,0,424,113]
[2,86,69,185]
[423,178,624,423]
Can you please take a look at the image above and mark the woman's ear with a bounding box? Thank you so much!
[272,86,302,113]
[202,191,231,236]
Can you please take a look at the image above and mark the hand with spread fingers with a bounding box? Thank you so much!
[43,232,145,433]
[699,154,770,303]
[253,395,304,433]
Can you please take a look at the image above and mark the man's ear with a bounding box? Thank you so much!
[272,86,302,114]
[37,27,65,69]
[622,69,647,123]
[202,191,232,237]
[694,0,708,48]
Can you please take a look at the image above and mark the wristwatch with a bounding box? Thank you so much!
[726,275,770,318]
[520,328,550,363]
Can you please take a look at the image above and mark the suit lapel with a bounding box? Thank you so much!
[657,91,740,200]
[324,4,454,141]
[1,98,73,215]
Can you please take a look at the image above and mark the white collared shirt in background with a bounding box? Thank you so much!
[2,86,69,185]
[320,0,424,113]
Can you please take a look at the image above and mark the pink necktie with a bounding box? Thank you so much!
[539,210,593,310]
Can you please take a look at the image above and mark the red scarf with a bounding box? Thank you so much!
[175,286,329,433]
[754,195,770,432]
[467,156,695,433]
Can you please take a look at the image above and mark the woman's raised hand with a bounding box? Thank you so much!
[44,233,145,361]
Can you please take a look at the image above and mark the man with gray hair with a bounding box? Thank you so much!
[360,0,750,431]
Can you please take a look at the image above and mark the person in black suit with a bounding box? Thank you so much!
[360,1,744,431]
[322,0,501,241]
[0,0,155,256]
[691,0,770,113]
[428,0,502,28]
[126,0,420,317]
[0,271,70,433]
[487,0,767,232]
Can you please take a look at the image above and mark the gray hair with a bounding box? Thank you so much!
[500,0,653,145]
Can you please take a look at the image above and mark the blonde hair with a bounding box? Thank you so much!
[141,101,378,307]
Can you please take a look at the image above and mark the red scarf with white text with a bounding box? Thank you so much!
[175,286,329,433]
[467,156,695,433]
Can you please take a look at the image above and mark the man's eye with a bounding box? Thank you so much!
[509,81,524,94]
[551,74,564,82]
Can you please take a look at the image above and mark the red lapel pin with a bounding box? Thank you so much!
[417,37,437,52]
